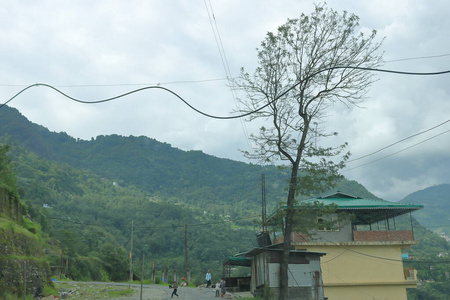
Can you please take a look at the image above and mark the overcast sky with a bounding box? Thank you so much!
[1,0,449,201]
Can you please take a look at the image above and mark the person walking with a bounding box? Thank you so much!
[205,270,212,287]
[171,281,179,298]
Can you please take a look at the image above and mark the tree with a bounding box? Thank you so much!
[0,144,18,195]
[235,4,383,299]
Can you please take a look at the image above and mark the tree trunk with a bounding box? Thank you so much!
[279,167,299,300]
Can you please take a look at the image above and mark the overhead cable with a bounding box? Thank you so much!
[2,66,450,119]
[347,119,450,163]
[343,129,450,172]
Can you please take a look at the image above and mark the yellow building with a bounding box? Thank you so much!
[271,192,423,300]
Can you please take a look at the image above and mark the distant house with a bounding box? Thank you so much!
[269,192,423,300]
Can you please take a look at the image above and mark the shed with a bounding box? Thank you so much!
[245,247,326,300]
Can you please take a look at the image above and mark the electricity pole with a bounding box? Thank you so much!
[184,224,190,284]
[129,220,134,288]
[140,252,144,300]
[262,174,266,232]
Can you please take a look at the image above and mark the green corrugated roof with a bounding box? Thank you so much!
[271,192,423,225]
[222,256,251,267]
[301,192,424,210]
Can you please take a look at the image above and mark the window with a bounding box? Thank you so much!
[317,213,339,231]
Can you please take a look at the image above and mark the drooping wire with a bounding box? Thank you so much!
[2,66,450,119]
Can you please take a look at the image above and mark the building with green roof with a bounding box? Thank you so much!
[268,192,423,300]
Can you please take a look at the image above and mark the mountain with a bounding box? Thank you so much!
[401,184,450,239]
[0,105,378,214]
[1,105,449,298]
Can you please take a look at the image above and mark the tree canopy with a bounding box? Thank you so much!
[236,4,383,299]
[0,144,18,195]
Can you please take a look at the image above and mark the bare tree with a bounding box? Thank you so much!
[235,4,383,299]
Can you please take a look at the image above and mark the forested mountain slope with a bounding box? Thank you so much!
[3,140,258,284]
[401,184,450,238]
[0,105,378,215]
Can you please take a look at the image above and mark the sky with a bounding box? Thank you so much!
[1,0,449,201]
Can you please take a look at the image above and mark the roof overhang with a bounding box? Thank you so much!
[222,256,251,267]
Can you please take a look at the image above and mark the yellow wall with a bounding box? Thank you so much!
[323,285,407,300]
[297,244,415,300]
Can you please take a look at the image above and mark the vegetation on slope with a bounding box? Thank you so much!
[1,105,448,298]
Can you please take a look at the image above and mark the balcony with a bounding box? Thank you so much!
[404,268,417,281]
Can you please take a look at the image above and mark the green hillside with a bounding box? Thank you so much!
[0,144,54,299]
[401,184,450,238]
[0,105,378,215]
[2,140,259,285]
[2,104,448,298]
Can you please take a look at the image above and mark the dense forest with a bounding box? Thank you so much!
[0,105,449,299]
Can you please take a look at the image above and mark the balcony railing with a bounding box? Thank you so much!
[273,230,415,244]
[353,230,414,242]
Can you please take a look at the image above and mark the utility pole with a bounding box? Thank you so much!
[262,173,266,232]
[151,261,155,282]
[184,224,190,285]
[23,260,26,299]
[129,220,134,289]
[140,253,144,300]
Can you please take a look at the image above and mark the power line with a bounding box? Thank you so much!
[343,129,450,172]
[347,119,450,163]
[1,53,447,89]
[346,248,450,264]
[385,53,450,63]
[0,78,229,88]
[204,0,253,151]
[319,234,450,264]
[2,66,450,119]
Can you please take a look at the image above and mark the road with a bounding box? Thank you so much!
[161,286,221,299]
[54,281,235,300]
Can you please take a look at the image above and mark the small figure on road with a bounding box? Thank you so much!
[215,280,220,297]
[205,270,212,287]
[171,281,179,298]
[220,278,226,298]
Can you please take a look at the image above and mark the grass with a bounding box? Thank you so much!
[0,294,33,300]
[54,281,134,299]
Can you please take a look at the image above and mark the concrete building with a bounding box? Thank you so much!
[270,192,423,300]
[247,248,326,300]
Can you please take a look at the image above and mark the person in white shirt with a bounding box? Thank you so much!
[205,270,212,287]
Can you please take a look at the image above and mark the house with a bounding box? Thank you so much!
[248,247,326,300]
[223,247,326,300]
[269,192,423,300]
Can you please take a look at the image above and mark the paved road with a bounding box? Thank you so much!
[161,286,222,299]
[55,281,230,300]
